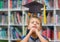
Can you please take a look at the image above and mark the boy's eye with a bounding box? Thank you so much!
[36,22,40,25]
[31,21,34,24]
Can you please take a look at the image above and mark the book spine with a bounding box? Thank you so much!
[47,12,51,24]
[12,0,17,8]
[2,15,5,25]
[0,0,4,8]
[16,12,21,24]
[28,0,32,3]
[4,0,8,8]
[56,15,58,23]
[10,0,12,8]
[42,29,47,37]
[47,27,51,40]
[17,0,22,8]
[58,0,60,8]
[58,32,60,40]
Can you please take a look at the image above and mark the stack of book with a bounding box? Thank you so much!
[10,11,22,24]
[0,0,8,9]
[10,26,22,39]
[42,26,54,40]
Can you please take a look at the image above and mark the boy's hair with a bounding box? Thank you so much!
[27,16,42,27]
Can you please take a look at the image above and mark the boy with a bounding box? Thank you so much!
[21,16,49,42]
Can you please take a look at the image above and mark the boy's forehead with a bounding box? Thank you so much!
[30,18,40,22]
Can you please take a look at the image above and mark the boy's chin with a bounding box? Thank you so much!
[32,32,36,34]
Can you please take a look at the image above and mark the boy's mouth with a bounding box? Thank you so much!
[32,26,37,28]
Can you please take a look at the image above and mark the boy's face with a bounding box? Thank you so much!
[28,18,42,31]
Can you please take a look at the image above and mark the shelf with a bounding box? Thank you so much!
[56,24,60,26]
[10,8,29,11]
[0,38,8,40]
[42,24,54,26]
[0,0,59,42]
[0,24,8,26]
[10,39,21,41]
[41,8,54,10]
[54,40,60,41]
[10,24,23,26]
[54,7,60,10]
[10,8,22,11]
[0,9,8,11]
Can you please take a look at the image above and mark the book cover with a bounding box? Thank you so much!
[10,0,12,8]
[0,0,4,8]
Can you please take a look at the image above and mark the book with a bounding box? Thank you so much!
[10,0,12,8]
[47,12,51,24]
[28,0,32,3]
[56,15,58,24]
[47,27,51,40]
[42,27,47,37]
[12,0,17,8]
[4,0,8,8]
[58,0,60,8]
[42,26,54,40]
[0,0,4,9]
[17,0,22,8]
[13,12,18,24]
[10,26,22,39]
[16,12,21,24]
[58,32,60,40]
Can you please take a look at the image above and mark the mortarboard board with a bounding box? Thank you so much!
[23,1,44,13]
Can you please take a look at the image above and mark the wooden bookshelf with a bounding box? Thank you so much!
[0,0,60,42]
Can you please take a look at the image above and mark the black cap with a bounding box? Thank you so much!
[23,1,44,13]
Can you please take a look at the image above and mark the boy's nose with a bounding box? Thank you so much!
[34,22,36,25]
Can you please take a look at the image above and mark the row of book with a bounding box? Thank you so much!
[24,12,54,25]
[10,26,22,39]
[0,12,8,24]
[54,0,60,9]
[57,31,60,40]
[0,0,8,9]
[42,26,54,40]
[56,14,60,24]
[56,10,60,24]
[10,11,22,24]
[56,26,60,40]
[42,11,54,24]
[0,27,8,39]
[10,0,22,8]
[1,0,60,9]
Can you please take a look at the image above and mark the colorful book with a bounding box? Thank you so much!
[12,0,17,8]
[10,0,12,8]
[42,28,47,37]
[16,12,21,24]
[47,27,51,40]
[4,0,8,8]
[13,12,18,24]
[47,12,51,24]
[58,0,60,8]
[58,32,60,40]
[0,0,4,8]
[17,0,22,8]
[28,0,32,3]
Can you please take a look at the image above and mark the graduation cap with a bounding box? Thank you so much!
[23,1,44,13]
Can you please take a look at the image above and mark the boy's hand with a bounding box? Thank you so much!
[29,28,35,35]
[35,29,40,35]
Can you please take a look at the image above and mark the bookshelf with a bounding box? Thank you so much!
[0,0,60,42]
